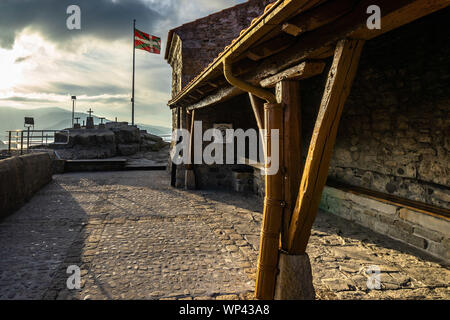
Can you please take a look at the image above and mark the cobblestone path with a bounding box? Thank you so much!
[0,171,448,299]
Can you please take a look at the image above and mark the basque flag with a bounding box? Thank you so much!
[134,28,161,54]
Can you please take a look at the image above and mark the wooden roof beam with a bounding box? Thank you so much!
[171,0,449,108]
[260,61,326,88]
[244,0,450,84]
[207,81,219,88]
[246,33,296,61]
[186,86,244,111]
[282,0,358,36]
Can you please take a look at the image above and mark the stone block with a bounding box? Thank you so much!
[393,219,414,233]
[425,240,449,261]
[117,143,140,156]
[413,226,444,243]
[378,213,397,225]
[0,153,52,219]
[323,186,347,200]
[274,253,315,300]
[386,227,427,249]
[372,221,390,234]
[399,208,450,235]
[346,192,398,216]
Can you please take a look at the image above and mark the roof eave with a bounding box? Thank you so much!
[167,0,292,108]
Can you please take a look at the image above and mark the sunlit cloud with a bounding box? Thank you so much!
[0,0,246,128]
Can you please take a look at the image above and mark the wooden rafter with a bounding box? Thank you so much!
[286,39,365,254]
[247,34,296,61]
[228,0,450,92]
[282,0,358,36]
[260,61,326,88]
[186,86,243,111]
[170,0,449,108]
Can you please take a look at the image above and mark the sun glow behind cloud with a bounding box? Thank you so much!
[0,30,171,126]
[0,0,247,128]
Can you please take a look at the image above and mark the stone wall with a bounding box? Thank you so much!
[193,94,258,190]
[320,186,450,262]
[0,153,52,219]
[169,0,272,90]
[167,33,182,98]
[171,94,260,190]
[301,9,450,209]
[304,10,449,261]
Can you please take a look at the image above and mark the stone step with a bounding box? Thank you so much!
[64,159,127,172]
[124,164,166,171]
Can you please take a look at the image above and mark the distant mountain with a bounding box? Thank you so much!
[0,106,171,138]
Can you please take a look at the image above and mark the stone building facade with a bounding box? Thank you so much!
[165,0,272,187]
[166,2,449,262]
[165,0,273,98]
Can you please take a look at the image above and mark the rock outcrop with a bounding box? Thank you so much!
[52,122,169,159]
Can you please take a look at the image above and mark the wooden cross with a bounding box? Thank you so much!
[87,108,94,117]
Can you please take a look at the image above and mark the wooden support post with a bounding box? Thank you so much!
[248,93,266,158]
[255,102,284,300]
[20,131,24,155]
[185,109,196,190]
[287,39,365,254]
[275,80,302,250]
[171,106,181,187]
[248,93,265,131]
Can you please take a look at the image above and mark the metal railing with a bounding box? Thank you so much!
[5,130,70,155]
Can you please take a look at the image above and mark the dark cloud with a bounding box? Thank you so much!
[47,82,128,96]
[0,96,56,104]
[0,0,171,49]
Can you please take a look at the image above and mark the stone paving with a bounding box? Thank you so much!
[0,171,448,300]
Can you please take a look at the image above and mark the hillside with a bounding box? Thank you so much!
[0,107,170,138]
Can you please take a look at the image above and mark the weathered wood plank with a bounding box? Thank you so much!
[287,39,365,254]
[260,61,326,88]
[282,0,358,36]
[247,33,296,61]
[186,86,244,111]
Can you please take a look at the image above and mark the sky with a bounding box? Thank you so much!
[0,0,246,128]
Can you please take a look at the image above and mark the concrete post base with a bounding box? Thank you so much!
[185,169,196,190]
[274,252,315,300]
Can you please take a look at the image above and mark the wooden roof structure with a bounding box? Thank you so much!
[167,0,449,110]
[166,0,450,300]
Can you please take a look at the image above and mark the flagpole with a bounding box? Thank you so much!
[131,19,136,126]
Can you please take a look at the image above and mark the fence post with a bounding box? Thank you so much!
[27,127,30,151]
[20,131,24,155]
